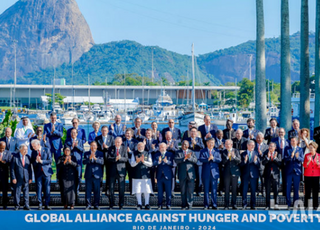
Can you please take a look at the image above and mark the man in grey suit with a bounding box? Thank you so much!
[0,127,18,152]
[11,144,32,210]
[255,132,268,197]
[175,140,197,210]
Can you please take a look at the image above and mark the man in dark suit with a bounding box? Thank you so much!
[83,141,104,210]
[153,143,174,210]
[109,114,126,138]
[132,117,146,142]
[161,119,182,144]
[255,132,268,197]
[31,139,53,210]
[271,128,290,196]
[232,129,248,151]
[66,118,86,144]
[198,115,218,145]
[0,141,12,209]
[186,127,205,196]
[262,142,282,210]
[243,118,259,140]
[264,118,279,144]
[107,137,128,209]
[223,119,236,140]
[313,125,320,152]
[288,119,300,140]
[221,139,241,210]
[0,127,18,152]
[182,121,199,141]
[30,126,50,151]
[64,128,84,195]
[215,130,225,150]
[10,144,32,210]
[240,140,260,209]
[162,130,179,197]
[284,137,304,208]
[43,112,63,166]
[122,128,138,195]
[175,140,197,210]
[199,138,222,210]
[95,125,114,195]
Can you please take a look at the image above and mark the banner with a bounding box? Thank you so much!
[2,210,320,230]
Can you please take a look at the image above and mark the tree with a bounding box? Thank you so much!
[237,78,254,108]
[45,93,66,106]
[300,0,310,129]
[255,0,267,132]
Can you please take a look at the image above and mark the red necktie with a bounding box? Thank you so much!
[280,139,283,149]
[38,150,41,157]
[22,156,25,167]
[184,151,187,157]
[209,150,212,157]
[116,149,119,156]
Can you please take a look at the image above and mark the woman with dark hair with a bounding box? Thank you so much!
[303,142,320,209]
[57,147,78,209]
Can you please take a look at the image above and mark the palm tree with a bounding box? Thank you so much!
[300,0,310,129]
[280,0,291,136]
[315,0,320,127]
[255,0,267,132]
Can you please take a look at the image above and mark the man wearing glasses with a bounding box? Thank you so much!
[66,118,86,144]
[161,119,181,144]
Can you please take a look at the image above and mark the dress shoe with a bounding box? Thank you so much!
[218,191,223,196]
[150,193,155,197]
[166,206,171,210]
[38,206,42,210]
[24,206,31,210]
[187,206,192,210]
[94,206,100,210]
[265,207,270,210]
[136,205,142,210]
[204,206,208,210]
[45,206,51,210]
[242,205,247,210]
[224,207,229,210]
[212,206,218,210]
[250,207,256,210]
[14,206,19,211]
[196,192,202,197]
[145,204,151,210]
[109,206,113,210]
[119,206,123,210]
[171,194,175,198]
[3,206,7,210]
[85,206,90,210]
[181,207,186,210]
[157,206,162,210]
[232,205,237,210]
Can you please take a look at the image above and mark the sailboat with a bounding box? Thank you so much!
[178,44,205,127]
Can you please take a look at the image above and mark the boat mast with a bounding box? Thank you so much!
[192,43,196,116]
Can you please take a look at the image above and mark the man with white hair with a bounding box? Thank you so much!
[109,114,126,138]
[232,129,248,151]
[254,132,268,197]
[0,127,18,152]
[130,142,153,210]
[31,139,53,210]
[11,144,32,210]
[153,142,174,210]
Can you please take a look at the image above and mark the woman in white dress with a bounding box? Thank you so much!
[14,117,35,156]
[130,142,153,210]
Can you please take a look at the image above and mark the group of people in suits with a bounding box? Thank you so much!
[1,113,320,211]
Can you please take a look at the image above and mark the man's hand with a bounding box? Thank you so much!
[29,180,32,184]
[36,155,42,163]
[103,143,109,149]
[158,156,162,164]
[74,140,78,147]
[140,155,144,163]
[116,155,121,162]
[43,134,46,142]
[227,152,232,159]
[143,139,146,145]
[68,156,71,163]
[274,152,278,159]
[219,143,224,149]
[51,125,55,133]
[208,154,214,161]
[110,124,114,131]
[163,156,168,163]
[151,144,155,150]
[13,179,17,184]
[89,152,95,160]
[122,125,126,132]
[254,155,258,163]
[191,139,197,145]
[268,152,271,159]
[127,147,130,153]
[136,156,141,163]
[205,132,212,139]
[245,154,248,163]
[295,152,299,159]
[137,129,141,136]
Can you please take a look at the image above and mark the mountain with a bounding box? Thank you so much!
[0,0,94,82]
[197,32,315,84]
[22,40,222,85]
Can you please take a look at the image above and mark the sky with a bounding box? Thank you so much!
[0,0,317,55]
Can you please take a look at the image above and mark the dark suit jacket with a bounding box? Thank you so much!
[214,138,225,150]
[221,148,241,177]
[109,123,126,138]
[153,151,174,180]
[223,128,236,140]
[255,142,268,173]
[122,138,138,157]
[264,127,279,144]
[88,131,101,145]
[161,127,182,143]
[31,147,53,178]
[10,153,32,184]
[107,146,128,177]
[144,138,159,154]
[29,136,50,151]
[185,137,205,152]
[131,127,146,141]
[64,139,84,165]
[240,150,260,179]
[262,150,282,179]
[313,126,320,152]
[95,135,114,154]
[43,122,63,150]
[243,128,259,140]
[288,129,299,140]
[175,149,197,180]
[0,150,12,179]
[271,137,290,159]
[0,136,18,152]
[66,127,86,144]
[83,151,104,179]
[198,124,218,142]
[232,137,248,151]
[283,146,304,176]
[199,148,222,179]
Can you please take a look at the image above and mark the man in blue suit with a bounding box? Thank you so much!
[88,121,101,145]
[83,141,104,210]
[31,139,53,210]
[0,127,19,152]
[153,143,174,210]
[30,126,50,151]
[43,112,63,166]
[65,128,84,195]
[66,118,86,144]
[186,127,205,196]
[271,127,290,196]
[241,140,260,210]
[243,118,260,140]
[10,144,32,210]
[161,119,182,144]
[109,114,126,138]
[198,115,218,145]
[284,137,304,208]
[199,138,222,210]
[132,117,146,142]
